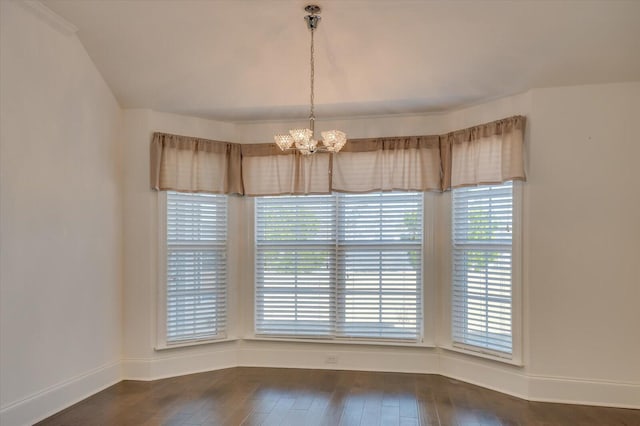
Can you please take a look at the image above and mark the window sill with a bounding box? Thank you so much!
[441,345,523,367]
[155,337,239,351]
[154,336,438,351]
[244,336,436,349]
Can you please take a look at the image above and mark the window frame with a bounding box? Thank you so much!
[441,181,523,366]
[253,191,428,344]
[155,191,230,350]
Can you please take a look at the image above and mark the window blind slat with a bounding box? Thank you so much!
[166,192,227,344]
[452,181,513,356]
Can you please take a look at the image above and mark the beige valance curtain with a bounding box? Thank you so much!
[441,116,526,190]
[151,133,243,194]
[150,115,525,196]
[332,136,442,193]
[241,144,330,196]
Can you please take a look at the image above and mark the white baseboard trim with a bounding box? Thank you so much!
[0,360,121,426]
[122,345,238,381]
[528,374,640,409]
[431,351,639,410]
[237,342,440,374]
[438,351,529,400]
[120,357,152,381]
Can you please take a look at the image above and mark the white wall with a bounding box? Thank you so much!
[0,2,123,425]
[526,83,640,385]
[119,85,639,409]
[121,110,239,380]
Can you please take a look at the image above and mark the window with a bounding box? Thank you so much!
[451,181,515,357]
[255,192,423,341]
[159,191,227,346]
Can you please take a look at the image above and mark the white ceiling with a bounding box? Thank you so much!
[43,0,640,122]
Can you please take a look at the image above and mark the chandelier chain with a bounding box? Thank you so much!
[310,27,315,122]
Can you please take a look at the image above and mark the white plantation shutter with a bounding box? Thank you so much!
[255,192,423,341]
[166,192,227,343]
[336,193,422,340]
[255,195,336,337]
[451,181,513,356]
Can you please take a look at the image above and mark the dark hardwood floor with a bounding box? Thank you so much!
[36,367,639,426]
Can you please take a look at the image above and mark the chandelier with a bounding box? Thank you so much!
[274,5,347,155]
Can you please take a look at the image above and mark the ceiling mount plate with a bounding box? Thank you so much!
[305,5,321,14]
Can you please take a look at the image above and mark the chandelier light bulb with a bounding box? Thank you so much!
[274,134,294,150]
[321,130,347,151]
[289,128,313,143]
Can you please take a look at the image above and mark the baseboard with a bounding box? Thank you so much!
[0,360,121,426]
[237,341,440,374]
[438,350,529,399]
[528,374,640,409]
[436,351,639,409]
[122,344,238,381]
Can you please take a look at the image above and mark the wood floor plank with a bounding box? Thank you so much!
[240,411,269,426]
[260,395,296,426]
[399,394,418,419]
[360,392,383,426]
[34,367,640,426]
[339,393,365,426]
[381,404,401,426]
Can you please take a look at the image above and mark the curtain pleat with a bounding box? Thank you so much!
[150,115,525,196]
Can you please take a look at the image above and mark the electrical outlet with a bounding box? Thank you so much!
[325,355,338,364]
